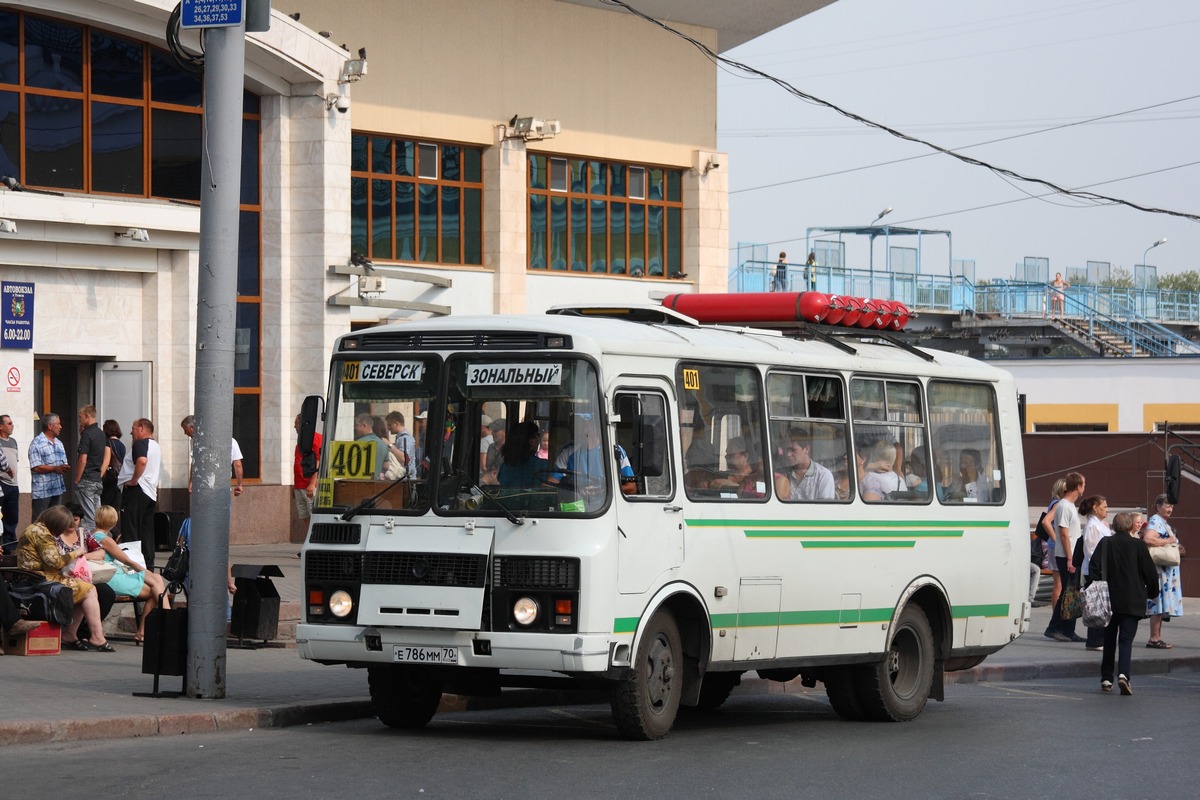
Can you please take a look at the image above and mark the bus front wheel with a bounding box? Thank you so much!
[368,665,444,729]
[611,611,682,740]
[855,605,934,722]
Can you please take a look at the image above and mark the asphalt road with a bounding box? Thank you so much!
[9,674,1198,799]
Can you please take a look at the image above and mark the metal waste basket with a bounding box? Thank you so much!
[230,564,284,643]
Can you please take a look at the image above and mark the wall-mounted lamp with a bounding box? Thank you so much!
[339,57,368,84]
[503,116,561,141]
[115,227,149,242]
[0,218,16,234]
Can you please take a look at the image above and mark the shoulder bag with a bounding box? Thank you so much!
[1082,539,1112,629]
[1150,542,1181,568]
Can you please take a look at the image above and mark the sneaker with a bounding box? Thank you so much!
[1100,680,1113,692]
[1086,645,1103,651]
[1118,675,1132,696]
[1044,632,1072,642]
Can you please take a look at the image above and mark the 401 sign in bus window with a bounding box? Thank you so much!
[328,439,379,479]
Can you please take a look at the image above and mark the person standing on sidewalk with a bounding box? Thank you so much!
[1044,471,1086,642]
[1143,493,1184,649]
[118,418,161,570]
[1079,495,1111,651]
[0,414,19,553]
[72,405,109,531]
[28,413,69,519]
[1090,511,1158,695]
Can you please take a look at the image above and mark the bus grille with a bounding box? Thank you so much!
[347,331,563,351]
[364,552,488,587]
[493,557,580,590]
[309,523,362,545]
[306,551,364,582]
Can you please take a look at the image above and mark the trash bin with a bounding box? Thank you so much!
[141,606,188,677]
[230,564,285,643]
[153,511,188,553]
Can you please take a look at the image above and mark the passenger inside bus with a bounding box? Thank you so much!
[546,414,637,504]
[859,439,904,501]
[954,448,991,502]
[497,421,547,488]
[773,429,835,501]
[700,437,765,498]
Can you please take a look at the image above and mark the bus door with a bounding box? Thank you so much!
[612,385,681,595]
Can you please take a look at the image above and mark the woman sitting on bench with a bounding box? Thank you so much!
[85,505,169,644]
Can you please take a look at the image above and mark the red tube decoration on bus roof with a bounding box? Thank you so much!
[659,292,911,331]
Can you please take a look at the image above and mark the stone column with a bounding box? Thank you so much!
[485,130,530,314]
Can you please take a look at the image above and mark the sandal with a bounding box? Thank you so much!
[1145,639,1173,649]
[63,638,92,652]
[90,642,116,653]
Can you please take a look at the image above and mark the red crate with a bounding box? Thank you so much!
[4,621,61,656]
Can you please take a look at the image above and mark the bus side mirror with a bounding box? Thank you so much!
[1165,454,1182,505]
[631,415,665,478]
[299,395,323,478]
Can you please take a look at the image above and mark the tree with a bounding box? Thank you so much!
[1159,270,1200,293]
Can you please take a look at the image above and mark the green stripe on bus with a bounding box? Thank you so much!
[686,518,1010,529]
[623,603,1009,634]
[746,529,963,538]
[802,540,916,548]
[951,604,1010,618]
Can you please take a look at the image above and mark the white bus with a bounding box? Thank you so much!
[297,294,1030,739]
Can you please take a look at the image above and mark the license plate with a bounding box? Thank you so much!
[393,645,458,665]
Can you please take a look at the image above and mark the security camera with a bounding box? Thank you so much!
[335,95,350,113]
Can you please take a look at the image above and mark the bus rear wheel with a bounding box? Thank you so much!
[610,611,682,740]
[855,605,934,722]
[368,664,444,729]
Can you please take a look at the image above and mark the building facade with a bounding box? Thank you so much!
[0,0,827,541]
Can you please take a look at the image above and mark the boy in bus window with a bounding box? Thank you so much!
[774,429,835,501]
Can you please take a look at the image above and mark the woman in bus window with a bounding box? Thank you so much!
[860,440,903,501]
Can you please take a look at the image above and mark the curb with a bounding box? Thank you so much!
[4,657,1198,746]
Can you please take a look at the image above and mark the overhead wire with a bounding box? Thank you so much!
[602,0,1200,224]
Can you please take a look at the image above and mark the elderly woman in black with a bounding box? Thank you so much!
[1089,511,1158,695]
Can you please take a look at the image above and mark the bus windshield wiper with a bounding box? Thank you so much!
[470,482,524,526]
[340,476,410,521]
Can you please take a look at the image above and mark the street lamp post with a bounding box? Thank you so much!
[1142,237,1167,270]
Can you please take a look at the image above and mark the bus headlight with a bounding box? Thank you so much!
[329,590,354,618]
[513,596,539,626]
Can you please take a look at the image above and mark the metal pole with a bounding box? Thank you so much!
[187,21,246,699]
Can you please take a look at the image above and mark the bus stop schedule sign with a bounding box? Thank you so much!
[181,0,244,28]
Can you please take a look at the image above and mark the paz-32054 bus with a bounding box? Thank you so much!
[297,293,1030,739]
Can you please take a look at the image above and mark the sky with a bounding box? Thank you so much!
[716,0,1200,282]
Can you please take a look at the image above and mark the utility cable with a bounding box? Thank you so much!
[603,0,1200,224]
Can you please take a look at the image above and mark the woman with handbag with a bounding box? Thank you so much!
[84,504,169,643]
[16,505,114,652]
[1142,493,1184,648]
[1079,495,1111,651]
[1090,512,1159,694]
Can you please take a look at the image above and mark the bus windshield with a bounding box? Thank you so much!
[435,356,613,516]
[319,355,440,514]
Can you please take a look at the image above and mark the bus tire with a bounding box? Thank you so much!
[610,611,682,739]
[692,671,742,711]
[855,605,934,722]
[823,668,868,721]
[368,665,443,729]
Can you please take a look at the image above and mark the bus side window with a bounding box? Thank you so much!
[615,391,673,498]
[928,381,1005,505]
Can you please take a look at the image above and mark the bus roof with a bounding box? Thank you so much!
[337,310,1010,383]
